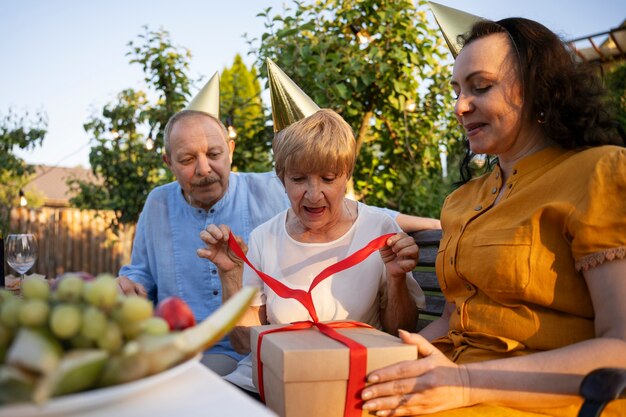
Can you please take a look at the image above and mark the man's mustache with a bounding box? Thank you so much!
[191,175,220,187]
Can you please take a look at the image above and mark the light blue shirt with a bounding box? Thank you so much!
[119,171,290,359]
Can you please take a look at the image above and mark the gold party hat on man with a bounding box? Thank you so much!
[428,2,483,58]
[267,58,320,132]
[186,71,220,119]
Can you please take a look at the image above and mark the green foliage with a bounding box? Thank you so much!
[248,0,463,218]
[69,27,193,230]
[221,54,273,172]
[0,110,46,177]
[0,110,47,235]
[605,62,626,133]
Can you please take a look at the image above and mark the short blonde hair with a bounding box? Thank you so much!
[273,109,356,182]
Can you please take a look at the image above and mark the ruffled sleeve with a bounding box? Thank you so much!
[570,147,626,271]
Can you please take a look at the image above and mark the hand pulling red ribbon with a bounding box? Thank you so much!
[227,231,394,417]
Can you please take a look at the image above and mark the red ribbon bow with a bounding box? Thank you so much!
[227,231,394,417]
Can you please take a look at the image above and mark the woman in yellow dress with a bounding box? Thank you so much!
[360,15,626,417]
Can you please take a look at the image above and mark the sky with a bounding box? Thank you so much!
[1,0,624,169]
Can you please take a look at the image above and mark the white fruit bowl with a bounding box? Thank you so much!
[0,354,201,417]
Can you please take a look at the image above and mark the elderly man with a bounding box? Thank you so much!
[117,73,440,376]
[116,111,292,374]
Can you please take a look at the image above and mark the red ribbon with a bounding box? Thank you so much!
[227,231,394,417]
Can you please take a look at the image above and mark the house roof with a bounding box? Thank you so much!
[568,19,626,65]
[25,165,99,207]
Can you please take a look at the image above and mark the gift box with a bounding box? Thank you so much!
[251,324,418,417]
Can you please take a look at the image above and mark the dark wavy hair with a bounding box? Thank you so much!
[457,18,625,183]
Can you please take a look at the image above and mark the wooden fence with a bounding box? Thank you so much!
[4,207,135,279]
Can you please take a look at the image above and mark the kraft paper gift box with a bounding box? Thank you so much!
[251,324,418,417]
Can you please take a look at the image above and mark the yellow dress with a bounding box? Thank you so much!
[432,145,626,417]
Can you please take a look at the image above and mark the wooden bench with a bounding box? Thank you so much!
[410,229,445,331]
[409,229,626,416]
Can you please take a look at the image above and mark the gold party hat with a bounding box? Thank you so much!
[186,71,220,119]
[428,2,483,58]
[267,58,320,132]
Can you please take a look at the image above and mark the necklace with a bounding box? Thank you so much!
[344,199,355,224]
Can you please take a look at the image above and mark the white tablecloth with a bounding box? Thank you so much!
[0,362,277,417]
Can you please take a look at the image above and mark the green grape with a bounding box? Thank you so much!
[82,282,95,303]
[69,333,95,349]
[0,289,15,304]
[49,304,82,339]
[120,296,153,322]
[140,317,170,336]
[96,321,123,352]
[83,275,119,310]
[21,277,51,300]
[0,322,13,347]
[109,306,123,325]
[18,299,50,327]
[80,306,108,341]
[56,274,85,302]
[0,298,22,328]
[119,320,142,339]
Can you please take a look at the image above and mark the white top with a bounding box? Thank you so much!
[244,202,425,327]
[224,202,425,392]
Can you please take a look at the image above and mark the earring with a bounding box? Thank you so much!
[537,111,546,124]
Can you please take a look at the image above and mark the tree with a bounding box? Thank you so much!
[69,27,193,230]
[0,110,47,235]
[248,0,463,218]
[221,54,273,172]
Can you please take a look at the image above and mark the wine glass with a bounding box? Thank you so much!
[6,234,38,281]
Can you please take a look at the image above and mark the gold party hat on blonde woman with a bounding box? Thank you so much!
[266,58,320,132]
[186,71,220,119]
[428,2,483,58]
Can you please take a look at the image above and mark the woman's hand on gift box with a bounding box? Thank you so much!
[361,330,471,416]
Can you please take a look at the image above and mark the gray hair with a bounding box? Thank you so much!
[163,110,229,156]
